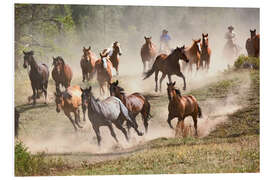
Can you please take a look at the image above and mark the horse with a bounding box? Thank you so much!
[52,56,73,91]
[166,82,202,137]
[200,33,211,71]
[15,108,20,137]
[23,51,49,105]
[81,86,143,146]
[143,46,189,92]
[109,80,152,133]
[54,85,84,132]
[80,46,97,82]
[94,50,113,95]
[141,36,157,73]
[109,41,122,75]
[182,39,201,72]
[246,29,260,58]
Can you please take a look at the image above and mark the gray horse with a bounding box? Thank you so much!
[81,86,143,146]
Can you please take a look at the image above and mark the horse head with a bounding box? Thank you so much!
[193,38,201,54]
[175,46,189,63]
[109,80,125,97]
[113,41,122,56]
[167,81,178,101]
[202,33,209,47]
[80,86,92,107]
[23,50,34,69]
[83,46,91,60]
[250,29,256,38]
[144,36,152,44]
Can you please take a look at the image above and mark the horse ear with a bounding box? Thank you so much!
[83,47,86,51]
[206,33,208,37]
[202,33,204,37]
[89,46,91,50]
[144,36,147,40]
[89,86,92,91]
[173,81,176,86]
[167,82,169,86]
[116,80,118,86]
[100,53,102,57]
[23,51,26,55]
[80,87,84,92]
[250,29,252,33]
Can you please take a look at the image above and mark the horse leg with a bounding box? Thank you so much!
[43,81,48,104]
[192,115,198,137]
[66,113,78,132]
[176,71,186,90]
[143,61,146,73]
[167,113,174,129]
[141,108,149,133]
[155,70,159,92]
[108,124,118,143]
[82,105,87,121]
[74,111,83,128]
[93,126,101,146]
[31,84,36,105]
[159,73,166,92]
[115,122,129,141]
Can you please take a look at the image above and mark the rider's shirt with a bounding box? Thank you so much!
[160,34,171,43]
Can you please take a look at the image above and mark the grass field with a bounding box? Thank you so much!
[15,66,260,176]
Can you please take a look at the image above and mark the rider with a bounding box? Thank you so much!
[224,25,237,51]
[160,29,171,52]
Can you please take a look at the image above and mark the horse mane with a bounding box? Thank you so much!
[57,56,65,65]
[174,89,182,97]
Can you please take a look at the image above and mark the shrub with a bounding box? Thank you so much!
[234,55,260,70]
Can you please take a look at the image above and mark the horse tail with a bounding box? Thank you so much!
[119,100,137,127]
[143,57,158,80]
[198,104,202,118]
[144,97,152,121]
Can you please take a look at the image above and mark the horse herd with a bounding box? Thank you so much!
[17,29,259,146]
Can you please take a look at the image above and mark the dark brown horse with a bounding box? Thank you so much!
[182,39,201,72]
[143,46,189,92]
[200,33,211,70]
[80,46,97,82]
[109,80,152,133]
[246,29,260,58]
[166,82,202,137]
[141,36,157,73]
[109,41,122,75]
[94,50,113,95]
[52,56,73,91]
[23,51,49,105]
[81,86,143,146]
[54,85,83,132]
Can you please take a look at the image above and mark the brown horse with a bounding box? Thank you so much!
[200,33,211,70]
[166,82,202,137]
[54,85,83,132]
[94,50,113,95]
[143,46,189,91]
[80,46,97,82]
[109,80,152,133]
[52,56,73,91]
[23,51,49,105]
[182,39,201,72]
[141,36,157,73]
[246,29,260,58]
[109,41,122,75]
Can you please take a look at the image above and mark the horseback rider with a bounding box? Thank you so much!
[224,25,237,51]
[160,29,171,53]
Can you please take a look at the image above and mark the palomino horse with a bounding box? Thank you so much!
[143,46,189,91]
[182,39,201,72]
[246,29,260,58]
[81,86,143,146]
[52,56,73,91]
[23,51,49,105]
[166,82,202,137]
[200,33,211,71]
[109,41,122,75]
[94,50,113,95]
[80,46,97,82]
[54,85,84,132]
[109,80,152,133]
[141,36,157,73]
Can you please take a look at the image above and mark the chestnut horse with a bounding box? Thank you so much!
[80,46,97,82]
[81,86,143,146]
[200,33,211,70]
[54,85,84,132]
[109,41,122,75]
[23,51,49,105]
[182,39,201,72]
[166,82,202,137]
[141,36,157,73]
[143,46,189,91]
[246,29,260,58]
[94,50,113,95]
[52,56,73,91]
[109,80,152,133]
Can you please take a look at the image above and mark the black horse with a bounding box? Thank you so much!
[23,51,49,105]
[81,86,143,146]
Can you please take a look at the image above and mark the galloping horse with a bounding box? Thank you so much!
[143,46,189,91]
[246,29,260,58]
[109,80,152,133]
[182,39,201,72]
[23,51,49,105]
[54,85,83,132]
[94,50,113,95]
[141,36,157,73]
[200,33,211,70]
[52,56,73,91]
[80,46,97,82]
[166,82,202,137]
[81,86,143,146]
[109,41,122,75]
